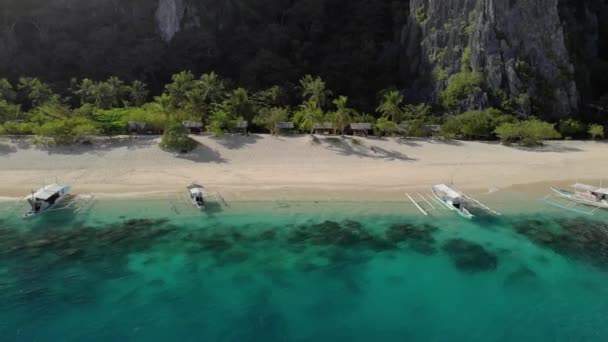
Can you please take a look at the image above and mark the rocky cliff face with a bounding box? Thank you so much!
[0,0,605,117]
[400,0,582,118]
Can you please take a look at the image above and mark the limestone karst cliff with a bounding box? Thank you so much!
[0,0,605,117]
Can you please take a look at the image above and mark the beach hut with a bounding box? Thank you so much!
[182,120,204,134]
[425,125,442,136]
[350,123,372,136]
[233,121,249,135]
[275,122,295,135]
[313,122,334,135]
[127,121,147,135]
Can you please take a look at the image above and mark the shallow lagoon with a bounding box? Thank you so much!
[1,199,608,341]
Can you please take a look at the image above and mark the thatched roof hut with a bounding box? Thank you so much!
[275,122,294,129]
[127,121,147,134]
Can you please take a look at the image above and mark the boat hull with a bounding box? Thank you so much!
[431,190,474,219]
[550,187,608,209]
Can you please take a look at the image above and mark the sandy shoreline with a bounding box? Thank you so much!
[1,135,607,202]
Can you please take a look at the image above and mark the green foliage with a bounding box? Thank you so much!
[253,107,290,135]
[558,119,586,138]
[461,47,472,72]
[0,100,21,123]
[35,118,99,145]
[375,117,399,135]
[127,80,149,107]
[432,68,448,81]
[91,109,127,136]
[441,108,514,139]
[294,100,325,134]
[376,90,404,123]
[589,124,605,139]
[0,124,4,135]
[415,5,428,25]
[403,103,433,122]
[18,77,53,108]
[495,119,561,146]
[207,107,235,137]
[165,71,196,108]
[440,72,483,109]
[224,88,254,121]
[2,122,36,135]
[351,138,361,146]
[299,75,333,109]
[353,113,376,124]
[160,125,197,152]
[331,96,356,134]
[0,78,16,103]
[252,86,287,110]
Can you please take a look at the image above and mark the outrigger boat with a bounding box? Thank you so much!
[432,184,474,219]
[24,184,71,218]
[545,183,608,215]
[187,183,206,209]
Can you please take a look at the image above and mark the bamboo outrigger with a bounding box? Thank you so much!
[544,183,608,215]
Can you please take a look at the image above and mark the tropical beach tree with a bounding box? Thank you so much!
[558,118,586,139]
[207,106,235,136]
[91,81,117,109]
[165,71,196,108]
[253,107,290,135]
[331,96,356,134]
[294,99,324,134]
[375,117,399,136]
[403,103,432,122]
[160,125,197,152]
[252,85,286,110]
[127,80,149,107]
[0,100,21,123]
[589,124,605,139]
[17,77,53,108]
[376,90,404,123]
[495,119,561,146]
[73,78,97,105]
[299,75,333,108]
[225,88,254,121]
[0,78,17,103]
[199,71,226,104]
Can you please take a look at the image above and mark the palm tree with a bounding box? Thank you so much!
[0,78,16,103]
[299,75,333,108]
[294,99,324,134]
[376,90,404,123]
[73,78,96,105]
[185,88,208,120]
[199,71,226,104]
[165,71,195,108]
[331,95,356,135]
[226,88,254,121]
[252,85,285,109]
[17,77,53,107]
[92,82,115,109]
[106,76,126,106]
[128,80,149,107]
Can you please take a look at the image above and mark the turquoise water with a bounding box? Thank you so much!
[1,199,608,341]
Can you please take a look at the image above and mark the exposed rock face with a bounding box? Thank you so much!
[401,0,580,118]
[0,0,604,116]
[156,0,185,42]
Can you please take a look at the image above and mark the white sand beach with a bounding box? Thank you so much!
[0,135,607,201]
